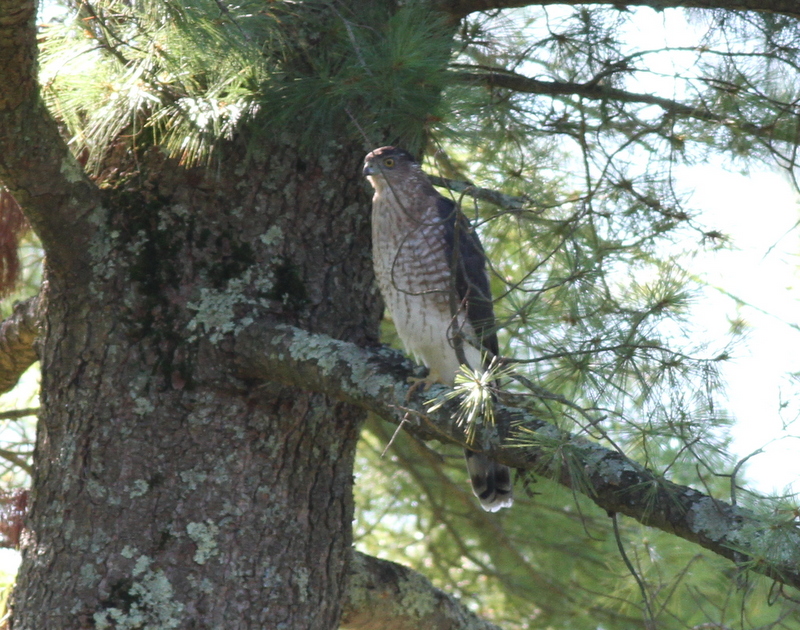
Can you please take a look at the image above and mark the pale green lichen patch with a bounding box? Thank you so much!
[93,558,184,630]
[129,479,149,498]
[345,347,396,400]
[594,453,630,484]
[60,154,86,183]
[186,520,220,565]
[188,575,215,595]
[688,497,734,542]
[179,470,208,490]
[132,397,156,416]
[133,555,153,576]
[85,479,108,501]
[262,566,283,589]
[397,570,437,619]
[187,269,275,343]
[345,554,370,609]
[282,327,396,401]
[730,518,800,567]
[260,225,283,248]
[186,287,240,343]
[80,562,99,584]
[293,567,310,603]
[286,328,342,375]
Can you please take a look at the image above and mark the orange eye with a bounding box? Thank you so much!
[383,158,395,168]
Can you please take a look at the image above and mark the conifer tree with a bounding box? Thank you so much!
[0,0,799,628]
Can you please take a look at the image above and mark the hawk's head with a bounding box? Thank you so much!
[363,146,425,194]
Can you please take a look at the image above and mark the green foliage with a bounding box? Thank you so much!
[356,6,800,629]
[426,359,515,443]
[414,7,765,491]
[40,0,275,167]
[254,3,452,152]
[355,417,800,630]
[39,0,452,166]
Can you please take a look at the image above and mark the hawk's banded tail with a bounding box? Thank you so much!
[464,450,513,512]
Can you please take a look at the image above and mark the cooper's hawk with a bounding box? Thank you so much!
[363,146,513,512]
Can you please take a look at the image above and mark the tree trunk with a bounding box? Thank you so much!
[11,138,382,629]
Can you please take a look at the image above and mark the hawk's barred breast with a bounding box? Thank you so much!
[371,184,483,385]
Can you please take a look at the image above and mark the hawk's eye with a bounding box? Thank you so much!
[383,158,395,168]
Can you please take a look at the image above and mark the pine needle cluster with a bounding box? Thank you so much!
[39,0,453,167]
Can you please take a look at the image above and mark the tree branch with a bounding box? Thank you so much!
[234,322,800,592]
[437,0,800,21]
[429,175,530,210]
[452,69,775,139]
[342,551,503,630]
[0,295,40,394]
[0,0,101,272]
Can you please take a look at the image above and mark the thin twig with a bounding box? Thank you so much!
[381,411,412,458]
[429,175,530,210]
[0,448,32,475]
[611,512,656,630]
[0,408,38,421]
[730,447,765,506]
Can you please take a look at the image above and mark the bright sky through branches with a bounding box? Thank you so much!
[510,5,800,495]
[620,7,800,495]
[684,164,800,495]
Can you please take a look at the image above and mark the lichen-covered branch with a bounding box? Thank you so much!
[437,0,800,21]
[0,0,101,272]
[0,295,40,394]
[234,322,800,591]
[342,551,502,630]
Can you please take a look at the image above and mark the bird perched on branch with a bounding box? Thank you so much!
[363,146,513,512]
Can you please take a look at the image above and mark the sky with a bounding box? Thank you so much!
[508,4,800,496]
[594,5,800,497]
[680,164,800,496]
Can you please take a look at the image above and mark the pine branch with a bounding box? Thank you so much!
[0,407,38,420]
[234,322,800,592]
[0,0,101,272]
[0,295,40,394]
[0,447,31,475]
[429,175,530,210]
[342,551,503,630]
[437,0,800,21]
[452,69,777,140]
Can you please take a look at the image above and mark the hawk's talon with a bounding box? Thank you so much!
[405,375,439,402]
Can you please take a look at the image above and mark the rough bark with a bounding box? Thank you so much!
[0,0,101,274]
[235,322,800,592]
[341,551,502,630]
[0,0,399,623]
[0,296,40,394]
[6,137,382,629]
